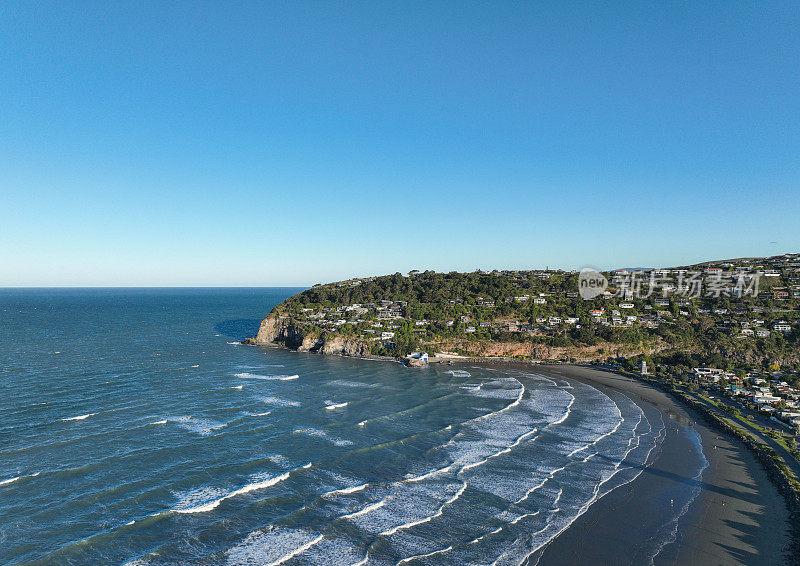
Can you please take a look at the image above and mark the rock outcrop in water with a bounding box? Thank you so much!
[245,314,371,358]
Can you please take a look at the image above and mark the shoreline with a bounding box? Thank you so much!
[247,342,798,564]
[528,364,795,565]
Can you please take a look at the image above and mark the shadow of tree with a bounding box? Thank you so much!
[594,452,763,505]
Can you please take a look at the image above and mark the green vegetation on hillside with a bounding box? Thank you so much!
[267,255,800,365]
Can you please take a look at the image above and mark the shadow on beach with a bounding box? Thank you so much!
[594,451,763,505]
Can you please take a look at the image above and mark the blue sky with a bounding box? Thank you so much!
[1,2,798,286]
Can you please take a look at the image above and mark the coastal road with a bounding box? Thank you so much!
[681,388,800,480]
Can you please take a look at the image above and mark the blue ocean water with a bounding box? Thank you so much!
[0,289,704,565]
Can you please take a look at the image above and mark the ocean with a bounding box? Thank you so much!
[0,288,707,565]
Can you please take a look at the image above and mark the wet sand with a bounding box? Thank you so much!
[530,365,793,566]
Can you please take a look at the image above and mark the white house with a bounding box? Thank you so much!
[693,368,725,382]
[774,322,792,333]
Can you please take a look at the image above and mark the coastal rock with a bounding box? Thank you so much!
[247,314,299,346]
[405,356,428,367]
[319,335,370,357]
[246,313,370,358]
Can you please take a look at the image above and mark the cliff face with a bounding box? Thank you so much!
[247,314,665,362]
[420,338,670,362]
[246,314,371,358]
[318,335,371,357]
[248,314,304,347]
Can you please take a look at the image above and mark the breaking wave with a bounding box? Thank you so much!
[61,413,96,422]
[173,464,308,514]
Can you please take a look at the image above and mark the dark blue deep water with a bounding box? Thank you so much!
[0,289,704,565]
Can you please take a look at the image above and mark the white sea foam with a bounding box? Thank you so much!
[340,498,387,519]
[61,413,96,421]
[469,526,504,545]
[398,545,454,565]
[503,390,629,511]
[266,534,324,566]
[488,395,661,566]
[512,465,568,506]
[236,372,299,381]
[474,378,525,421]
[293,428,353,446]
[172,486,229,514]
[460,426,539,473]
[149,420,168,425]
[0,472,39,486]
[259,396,301,407]
[173,416,228,436]
[325,401,348,410]
[174,466,303,514]
[327,379,371,388]
[248,411,272,417]
[369,378,588,563]
[341,375,540,547]
[225,529,324,566]
[265,454,290,466]
[380,482,468,536]
[226,341,241,345]
[324,483,368,497]
[404,464,453,483]
[447,370,471,378]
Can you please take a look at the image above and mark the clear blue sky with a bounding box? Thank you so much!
[1,2,798,286]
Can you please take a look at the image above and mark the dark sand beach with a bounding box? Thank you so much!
[531,365,793,566]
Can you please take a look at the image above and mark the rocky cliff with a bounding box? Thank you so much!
[246,314,666,362]
[245,314,371,357]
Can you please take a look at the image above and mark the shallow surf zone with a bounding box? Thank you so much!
[209,371,670,566]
